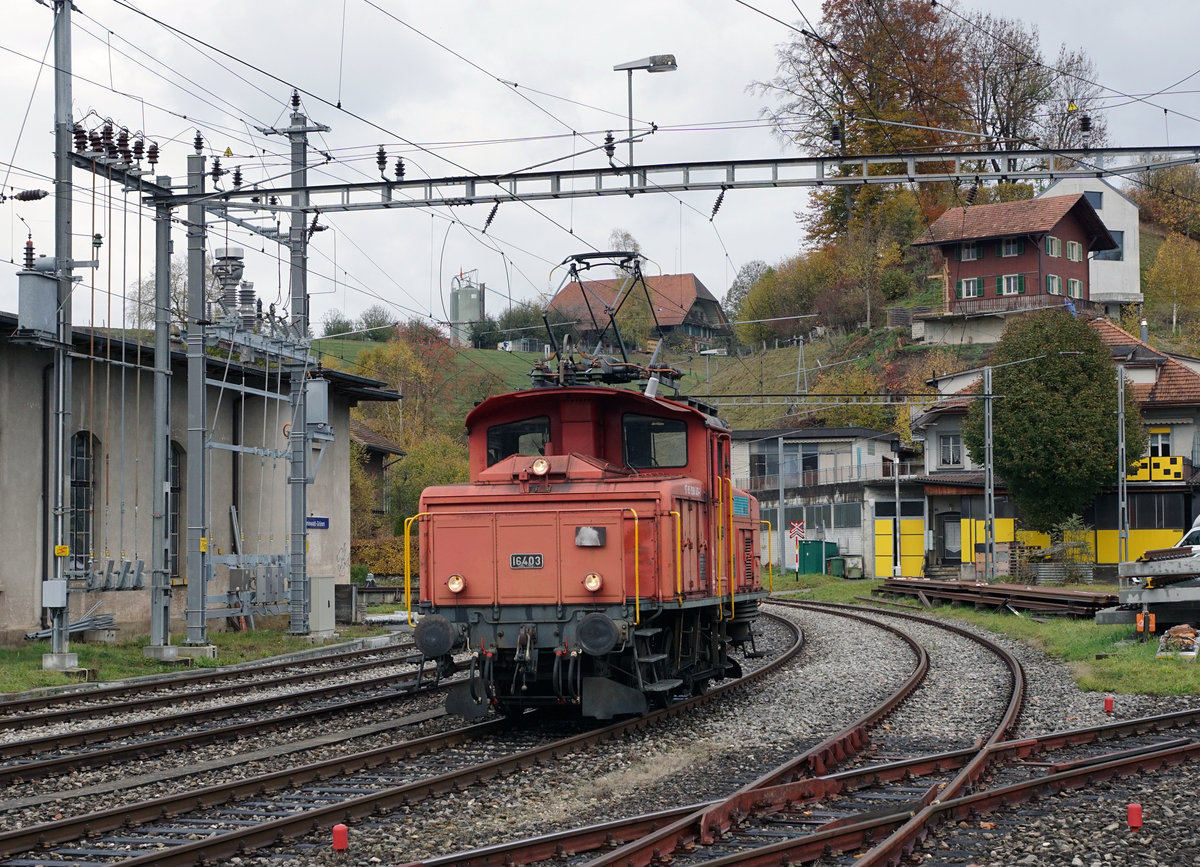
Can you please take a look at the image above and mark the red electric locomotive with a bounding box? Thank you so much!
[409,253,767,719]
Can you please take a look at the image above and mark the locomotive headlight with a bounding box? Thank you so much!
[583,571,603,592]
[530,457,550,476]
[446,574,466,594]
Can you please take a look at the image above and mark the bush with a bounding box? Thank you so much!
[351,538,409,578]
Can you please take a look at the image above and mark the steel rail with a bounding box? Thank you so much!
[0,613,803,866]
[574,601,934,866]
[0,646,421,731]
[0,666,442,784]
[0,638,413,715]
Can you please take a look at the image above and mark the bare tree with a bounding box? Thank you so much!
[125,256,223,330]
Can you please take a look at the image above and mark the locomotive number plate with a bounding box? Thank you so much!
[510,553,544,569]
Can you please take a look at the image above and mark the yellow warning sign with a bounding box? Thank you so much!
[1067,101,1079,113]
[54,544,69,557]
[200,536,208,553]
[223,147,233,157]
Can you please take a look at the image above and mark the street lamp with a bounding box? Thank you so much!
[613,55,677,186]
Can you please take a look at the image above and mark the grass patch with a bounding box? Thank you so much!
[0,625,391,696]
[769,574,1200,697]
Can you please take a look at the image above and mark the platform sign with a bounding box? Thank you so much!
[306,516,330,530]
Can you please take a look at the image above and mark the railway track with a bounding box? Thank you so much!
[0,635,413,720]
[400,600,1200,867]
[0,612,803,866]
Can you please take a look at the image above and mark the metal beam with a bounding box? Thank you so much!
[144,145,1200,215]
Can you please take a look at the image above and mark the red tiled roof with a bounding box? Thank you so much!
[548,273,727,330]
[349,418,405,455]
[1089,318,1200,406]
[914,194,1115,249]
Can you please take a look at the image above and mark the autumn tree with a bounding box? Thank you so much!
[1146,233,1200,335]
[809,362,895,431]
[1129,163,1200,238]
[322,308,356,339]
[390,432,470,527]
[755,0,968,240]
[961,310,1146,532]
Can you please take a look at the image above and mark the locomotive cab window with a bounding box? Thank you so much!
[623,414,687,469]
[486,415,550,467]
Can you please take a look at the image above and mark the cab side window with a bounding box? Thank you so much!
[486,416,550,467]
[623,414,688,469]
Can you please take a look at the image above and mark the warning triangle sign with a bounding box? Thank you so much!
[1067,101,1079,113]
[223,147,234,157]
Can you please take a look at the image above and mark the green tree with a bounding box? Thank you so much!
[962,310,1146,532]
[723,260,769,328]
[810,362,895,431]
[390,431,469,526]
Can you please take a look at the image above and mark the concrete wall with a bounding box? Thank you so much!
[0,338,357,645]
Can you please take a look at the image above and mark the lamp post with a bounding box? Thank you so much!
[613,54,677,187]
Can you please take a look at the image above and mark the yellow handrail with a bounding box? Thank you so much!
[727,477,736,618]
[714,478,724,620]
[403,512,430,626]
[759,519,773,593]
[669,510,682,602]
[625,507,640,623]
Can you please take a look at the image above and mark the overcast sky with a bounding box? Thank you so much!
[1,1,1197,335]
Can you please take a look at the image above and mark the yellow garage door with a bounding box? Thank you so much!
[874,517,925,578]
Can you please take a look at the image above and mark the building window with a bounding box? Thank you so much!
[960,241,979,261]
[1000,274,1024,295]
[69,432,97,576]
[1149,430,1171,457]
[1084,190,1103,210]
[939,433,962,467]
[1045,236,1062,257]
[1130,492,1184,530]
[1046,274,1062,295]
[833,501,862,528]
[169,442,184,579]
[1066,240,1084,262]
[1000,238,1023,257]
[1067,278,1083,298]
[955,277,981,299]
[1094,229,1124,262]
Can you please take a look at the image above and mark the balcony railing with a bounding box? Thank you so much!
[919,295,1104,318]
[738,461,924,493]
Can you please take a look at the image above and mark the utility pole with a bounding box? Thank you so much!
[1117,363,1129,564]
[266,93,329,635]
[183,144,211,651]
[44,0,76,671]
[146,178,175,656]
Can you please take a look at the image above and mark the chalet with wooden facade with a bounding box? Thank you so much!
[911,195,1118,345]
[548,273,730,350]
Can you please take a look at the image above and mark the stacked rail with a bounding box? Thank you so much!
[874,577,1117,617]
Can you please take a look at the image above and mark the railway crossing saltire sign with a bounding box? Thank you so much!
[788,520,805,540]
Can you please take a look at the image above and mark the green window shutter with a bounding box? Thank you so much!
[1018,275,1025,294]
[996,276,1003,295]
[954,245,961,261]
[1046,273,1052,293]
[1045,237,1051,255]
[995,241,1004,257]
[1017,239,1025,255]
[955,279,963,299]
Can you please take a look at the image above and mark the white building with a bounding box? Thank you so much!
[1038,176,1142,316]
